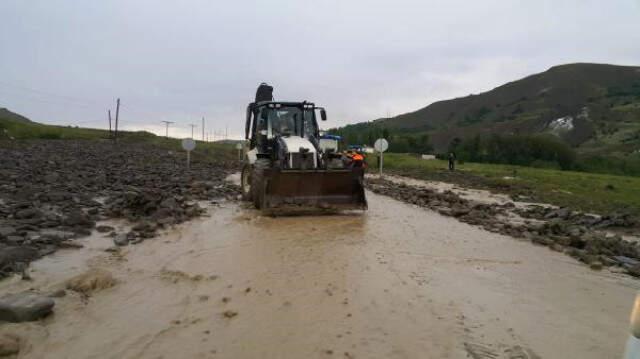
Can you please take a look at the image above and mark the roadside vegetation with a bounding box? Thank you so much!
[0,111,237,160]
[373,153,640,217]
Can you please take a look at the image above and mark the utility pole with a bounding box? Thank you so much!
[189,124,197,139]
[202,117,205,141]
[114,98,120,142]
[161,121,174,138]
[225,124,228,140]
[108,110,112,138]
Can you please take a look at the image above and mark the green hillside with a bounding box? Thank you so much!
[333,63,640,157]
[0,107,32,124]
[0,107,235,155]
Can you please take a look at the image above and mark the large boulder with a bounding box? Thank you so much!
[0,292,55,322]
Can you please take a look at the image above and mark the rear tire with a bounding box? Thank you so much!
[251,159,270,209]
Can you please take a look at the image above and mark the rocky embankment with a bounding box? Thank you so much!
[0,140,240,278]
[367,177,640,276]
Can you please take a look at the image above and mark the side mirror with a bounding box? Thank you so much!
[320,109,327,121]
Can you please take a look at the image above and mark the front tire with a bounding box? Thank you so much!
[251,159,269,209]
[241,164,252,201]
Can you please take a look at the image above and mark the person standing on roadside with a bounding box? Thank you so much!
[448,152,456,171]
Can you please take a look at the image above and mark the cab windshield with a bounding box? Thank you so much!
[261,106,318,139]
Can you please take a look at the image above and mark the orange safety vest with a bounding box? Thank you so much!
[352,153,364,161]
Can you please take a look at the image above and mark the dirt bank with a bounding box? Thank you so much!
[0,192,637,358]
[0,140,239,277]
[367,175,640,276]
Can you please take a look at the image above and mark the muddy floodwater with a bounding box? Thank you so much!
[1,192,638,358]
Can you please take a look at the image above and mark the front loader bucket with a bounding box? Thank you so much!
[261,168,367,211]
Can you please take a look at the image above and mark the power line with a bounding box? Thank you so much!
[0,87,98,109]
[188,124,197,139]
[114,98,120,142]
[161,121,174,138]
[0,81,104,106]
[108,110,112,137]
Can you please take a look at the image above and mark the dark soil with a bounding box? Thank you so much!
[0,140,240,278]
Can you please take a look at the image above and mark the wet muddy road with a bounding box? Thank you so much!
[1,191,638,358]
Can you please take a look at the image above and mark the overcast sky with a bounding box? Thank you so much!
[1,0,639,139]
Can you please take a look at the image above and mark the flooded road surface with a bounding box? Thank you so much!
[1,192,638,358]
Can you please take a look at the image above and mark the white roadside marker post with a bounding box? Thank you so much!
[181,138,196,170]
[374,138,389,177]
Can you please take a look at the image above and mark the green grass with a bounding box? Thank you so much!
[0,117,116,140]
[374,153,640,216]
[0,116,238,160]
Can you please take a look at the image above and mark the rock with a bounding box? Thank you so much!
[113,234,129,246]
[531,236,553,246]
[48,289,66,298]
[132,221,155,232]
[66,269,116,295]
[568,237,586,249]
[95,225,114,233]
[436,207,452,216]
[57,241,83,249]
[0,292,55,322]
[63,211,93,227]
[43,172,60,183]
[545,207,571,220]
[0,227,16,238]
[4,236,24,245]
[160,197,178,209]
[628,264,640,278]
[223,310,238,318]
[613,255,640,268]
[451,206,471,217]
[0,246,39,270]
[568,227,582,238]
[14,208,42,219]
[0,333,20,356]
[589,261,603,271]
[46,191,71,202]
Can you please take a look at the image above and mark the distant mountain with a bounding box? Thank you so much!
[337,63,640,155]
[0,107,33,124]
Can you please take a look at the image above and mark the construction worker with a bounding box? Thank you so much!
[350,151,366,168]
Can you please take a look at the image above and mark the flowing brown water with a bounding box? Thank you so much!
[1,192,637,358]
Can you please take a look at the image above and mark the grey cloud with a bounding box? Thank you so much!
[1,0,639,139]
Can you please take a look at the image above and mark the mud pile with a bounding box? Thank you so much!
[0,140,240,277]
[367,177,640,275]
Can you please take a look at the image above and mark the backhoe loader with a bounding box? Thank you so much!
[241,83,367,212]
